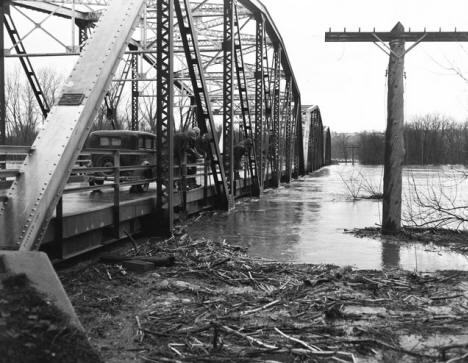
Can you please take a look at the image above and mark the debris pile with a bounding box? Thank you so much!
[61,233,468,362]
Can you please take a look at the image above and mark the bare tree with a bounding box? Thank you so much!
[403,170,468,230]
[5,66,64,145]
[37,67,63,107]
[338,167,383,200]
[5,68,40,145]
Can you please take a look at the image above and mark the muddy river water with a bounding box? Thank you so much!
[189,164,468,271]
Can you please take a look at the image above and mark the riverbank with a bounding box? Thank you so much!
[60,232,468,363]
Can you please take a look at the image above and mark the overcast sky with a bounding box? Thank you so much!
[264,0,468,132]
[6,0,468,133]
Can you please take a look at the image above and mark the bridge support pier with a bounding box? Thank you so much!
[0,251,82,329]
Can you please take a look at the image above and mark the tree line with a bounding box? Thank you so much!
[2,67,212,146]
[332,114,468,165]
[4,67,63,145]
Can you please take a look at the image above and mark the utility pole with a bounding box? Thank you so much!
[384,25,405,233]
[326,23,468,234]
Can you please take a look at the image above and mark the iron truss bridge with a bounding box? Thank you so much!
[0,0,331,258]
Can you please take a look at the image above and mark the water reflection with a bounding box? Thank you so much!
[381,242,400,269]
[188,165,468,271]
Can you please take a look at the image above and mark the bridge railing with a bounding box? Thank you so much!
[0,144,222,193]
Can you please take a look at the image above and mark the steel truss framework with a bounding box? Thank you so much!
[0,0,328,251]
[302,105,325,174]
[222,0,234,206]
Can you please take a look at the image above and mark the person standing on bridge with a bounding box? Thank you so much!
[174,127,203,189]
[234,138,252,179]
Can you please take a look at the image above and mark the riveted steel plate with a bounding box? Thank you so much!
[58,93,85,106]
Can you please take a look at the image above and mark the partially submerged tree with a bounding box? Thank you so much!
[403,170,468,230]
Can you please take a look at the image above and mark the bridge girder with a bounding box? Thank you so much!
[0,0,326,250]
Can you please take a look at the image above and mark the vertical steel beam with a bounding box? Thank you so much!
[78,24,87,49]
[271,46,281,188]
[310,111,316,171]
[295,94,304,176]
[279,77,290,181]
[319,114,324,167]
[284,78,292,182]
[222,0,235,206]
[325,127,331,165]
[290,98,298,178]
[262,42,272,184]
[315,115,319,170]
[77,20,90,51]
[254,14,264,192]
[131,53,139,131]
[156,0,174,236]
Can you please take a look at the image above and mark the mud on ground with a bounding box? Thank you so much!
[60,231,468,363]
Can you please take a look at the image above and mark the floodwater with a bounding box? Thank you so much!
[188,164,468,271]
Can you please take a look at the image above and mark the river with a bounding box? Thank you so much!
[188,164,468,271]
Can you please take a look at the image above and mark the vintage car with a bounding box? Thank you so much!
[85,130,156,192]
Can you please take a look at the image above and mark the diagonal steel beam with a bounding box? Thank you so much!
[254,14,264,192]
[270,46,281,188]
[234,3,259,196]
[0,0,145,250]
[174,0,229,209]
[4,11,50,118]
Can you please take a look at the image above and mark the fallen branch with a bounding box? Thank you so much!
[241,299,280,316]
[339,338,438,359]
[274,327,320,352]
[216,324,278,350]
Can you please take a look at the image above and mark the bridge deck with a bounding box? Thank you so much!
[37,177,255,260]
